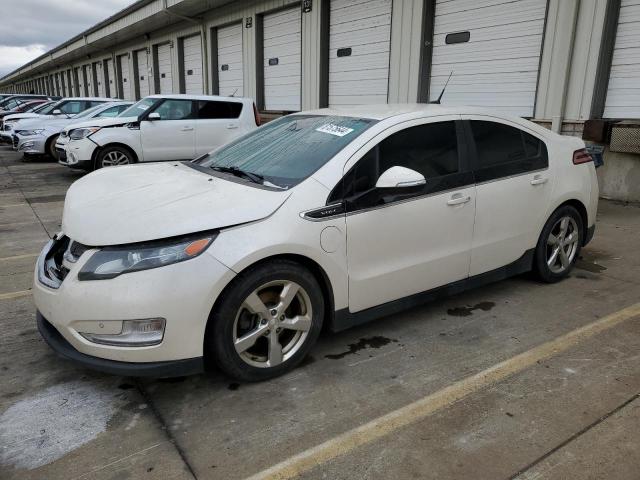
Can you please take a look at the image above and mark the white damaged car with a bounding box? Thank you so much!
[34,105,598,381]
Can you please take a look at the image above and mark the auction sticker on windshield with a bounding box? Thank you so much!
[315,123,354,137]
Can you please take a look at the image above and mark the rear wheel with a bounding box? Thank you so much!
[96,145,134,169]
[206,260,324,381]
[534,205,583,282]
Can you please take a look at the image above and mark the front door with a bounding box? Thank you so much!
[343,118,476,313]
[140,98,196,161]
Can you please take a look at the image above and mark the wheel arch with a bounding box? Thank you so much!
[554,199,589,245]
[45,133,60,156]
[93,142,139,167]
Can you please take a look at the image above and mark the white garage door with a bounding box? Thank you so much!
[106,59,116,97]
[118,55,133,100]
[263,7,301,111]
[217,22,244,97]
[84,65,94,96]
[182,35,204,94]
[157,43,173,94]
[136,50,151,99]
[328,0,392,107]
[429,0,547,117]
[604,0,640,118]
[75,67,84,96]
[94,62,106,97]
[60,72,67,96]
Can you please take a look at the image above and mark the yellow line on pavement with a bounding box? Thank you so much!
[0,290,32,301]
[0,253,38,262]
[246,302,640,480]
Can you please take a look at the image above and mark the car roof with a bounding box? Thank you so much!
[144,94,250,103]
[57,97,114,102]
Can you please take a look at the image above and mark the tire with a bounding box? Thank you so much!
[534,205,583,283]
[95,145,134,169]
[47,135,59,160]
[206,259,324,382]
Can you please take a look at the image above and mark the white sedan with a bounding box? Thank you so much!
[33,105,598,381]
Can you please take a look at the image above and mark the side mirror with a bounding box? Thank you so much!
[375,166,426,189]
[52,109,62,115]
[147,112,160,121]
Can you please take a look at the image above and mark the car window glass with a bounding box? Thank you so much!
[96,106,124,118]
[523,131,548,164]
[197,101,242,119]
[87,101,106,108]
[470,121,526,167]
[59,101,83,114]
[152,99,194,120]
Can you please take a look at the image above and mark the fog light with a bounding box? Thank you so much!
[19,141,35,150]
[80,318,166,346]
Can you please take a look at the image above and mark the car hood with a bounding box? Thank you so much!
[14,117,71,130]
[62,162,291,246]
[4,113,42,122]
[67,116,138,130]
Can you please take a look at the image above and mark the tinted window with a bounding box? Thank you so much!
[470,121,526,167]
[152,99,194,120]
[197,100,242,119]
[469,120,548,182]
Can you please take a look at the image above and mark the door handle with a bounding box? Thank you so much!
[447,193,471,206]
[181,126,194,131]
[226,123,238,129]
[530,174,548,186]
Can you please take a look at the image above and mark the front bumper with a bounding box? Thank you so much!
[33,236,236,368]
[17,134,46,154]
[62,137,97,169]
[37,312,204,377]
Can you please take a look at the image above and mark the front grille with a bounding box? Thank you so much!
[57,148,67,161]
[64,240,89,263]
[42,236,71,287]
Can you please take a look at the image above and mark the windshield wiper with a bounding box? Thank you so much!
[211,165,265,185]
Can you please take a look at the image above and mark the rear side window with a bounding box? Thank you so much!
[59,101,83,114]
[469,120,548,182]
[197,101,242,119]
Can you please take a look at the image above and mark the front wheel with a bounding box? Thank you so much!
[47,135,59,160]
[206,260,324,381]
[96,146,134,169]
[534,205,583,283]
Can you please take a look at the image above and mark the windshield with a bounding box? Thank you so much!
[31,102,53,113]
[193,115,375,189]
[120,97,157,118]
[34,102,57,115]
[72,104,105,119]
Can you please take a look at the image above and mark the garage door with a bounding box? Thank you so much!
[429,0,547,117]
[328,0,392,107]
[93,62,104,97]
[60,72,67,96]
[263,7,301,111]
[106,59,116,97]
[136,49,151,99]
[118,55,133,100]
[217,22,244,96]
[84,65,94,97]
[604,0,640,118]
[157,43,173,94]
[75,67,84,96]
[182,35,204,94]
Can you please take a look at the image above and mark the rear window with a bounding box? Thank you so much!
[198,100,242,119]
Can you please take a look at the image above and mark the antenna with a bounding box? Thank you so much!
[431,71,453,104]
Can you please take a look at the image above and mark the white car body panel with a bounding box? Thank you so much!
[33,104,599,370]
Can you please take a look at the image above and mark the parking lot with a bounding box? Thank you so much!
[1,145,640,479]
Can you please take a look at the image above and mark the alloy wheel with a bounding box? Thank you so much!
[101,150,130,167]
[546,216,579,274]
[233,280,313,368]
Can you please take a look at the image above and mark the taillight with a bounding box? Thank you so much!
[573,148,593,165]
[253,103,261,126]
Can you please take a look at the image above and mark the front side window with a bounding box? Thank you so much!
[330,121,466,209]
[120,97,157,118]
[152,99,195,120]
[197,100,242,119]
[96,105,128,118]
[59,101,83,114]
[194,115,375,189]
[469,120,548,182]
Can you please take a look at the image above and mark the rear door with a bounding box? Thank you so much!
[463,117,554,276]
[140,98,196,161]
[194,100,244,156]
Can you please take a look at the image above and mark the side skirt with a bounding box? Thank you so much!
[331,249,535,332]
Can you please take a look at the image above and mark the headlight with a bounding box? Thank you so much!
[69,127,101,140]
[16,128,44,136]
[78,232,217,280]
